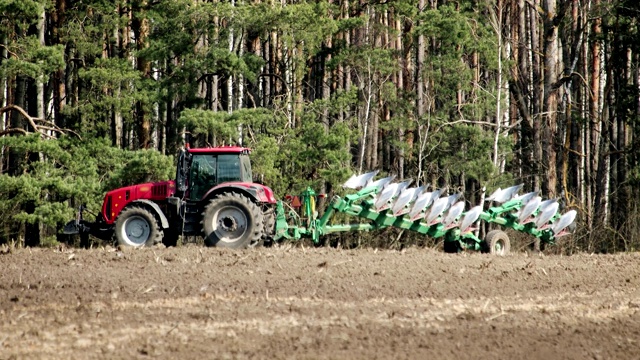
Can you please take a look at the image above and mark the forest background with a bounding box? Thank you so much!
[0,0,638,252]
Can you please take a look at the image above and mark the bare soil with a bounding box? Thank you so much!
[1,244,640,359]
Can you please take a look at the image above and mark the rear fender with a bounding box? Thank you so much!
[124,199,170,229]
[201,183,276,205]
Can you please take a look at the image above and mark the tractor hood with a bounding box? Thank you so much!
[102,180,176,223]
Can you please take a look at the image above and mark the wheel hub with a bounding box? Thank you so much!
[129,223,145,238]
[212,206,248,243]
[494,241,504,254]
[219,216,238,231]
[123,216,151,246]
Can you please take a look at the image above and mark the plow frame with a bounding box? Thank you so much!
[273,184,560,251]
[273,178,565,251]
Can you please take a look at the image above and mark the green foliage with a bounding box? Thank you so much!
[417,3,499,104]
[65,58,141,131]
[425,123,496,183]
[178,106,352,196]
[179,108,238,145]
[0,135,172,242]
[145,0,268,109]
[407,2,507,187]
[285,117,352,193]
[333,46,397,79]
[276,1,338,53]
[104,149,174,190]
[0,36,64,81]
[62,0,126,57]
[0,0,46,30]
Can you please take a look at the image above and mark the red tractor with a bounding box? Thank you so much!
[64,146,277,248]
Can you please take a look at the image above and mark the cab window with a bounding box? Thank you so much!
[217,154,242,183]
[240,154,252,182]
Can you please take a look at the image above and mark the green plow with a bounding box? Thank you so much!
[273,172,577,254]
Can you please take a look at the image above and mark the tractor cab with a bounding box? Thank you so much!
[176,146,253,201]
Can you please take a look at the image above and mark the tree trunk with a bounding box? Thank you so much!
[51,0,67,128]
[509,0,522,178]
[530,0,543,191]
[490,0,504,169]
[132,0,152,149]
[0,34,7,171]
[541,0,565,197]
[395,16,405,179]
[417,0,426,120]
[36,8,46,124]
[588,0,602,227]
[112,2,131,147]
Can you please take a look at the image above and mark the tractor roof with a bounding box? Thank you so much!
[187,146,250,154]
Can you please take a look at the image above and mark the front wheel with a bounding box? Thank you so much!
[202,193,265,249]
[482,230,510,255]
[115,206,163,247]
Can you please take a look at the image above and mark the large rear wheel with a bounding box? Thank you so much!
[202,193,264,249]
[115,206,163,247]
[482,230,510,255]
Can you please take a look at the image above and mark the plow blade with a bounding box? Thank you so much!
[343,171,379,189]
[517,196,541,223]
[444,194,461,211]
[369,176,395,191]
[534,201,559,229]
[374,180,411,211]
[391,186,425,216]
[486,184,524,203]
[459,205,483,234]
[425,197,449,225]
[442,201,465,229]
[408,189,442,221]
[551,210,577,237]
[516,190,540,205]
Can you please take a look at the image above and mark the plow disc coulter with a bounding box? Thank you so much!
[274,172,577,254]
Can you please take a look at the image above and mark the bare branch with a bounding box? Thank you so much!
[434,118,521,131]
[0,128,28,136]
[0,44,18,59]
[0,105,42,134]
[0,105,82,139]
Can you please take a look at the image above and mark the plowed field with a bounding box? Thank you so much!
[1,245,640,359]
